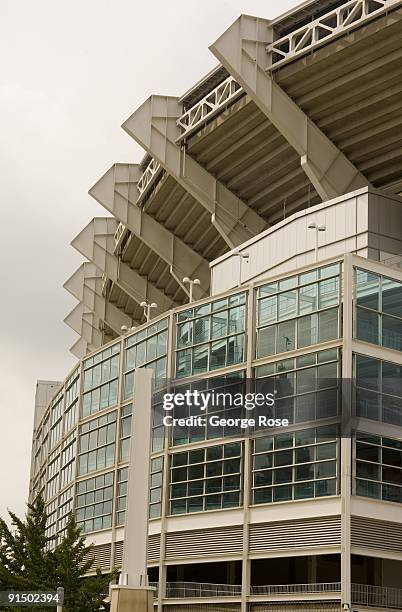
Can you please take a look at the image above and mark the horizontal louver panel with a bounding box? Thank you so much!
[148,534,161,563]
[351,516,402,552]
[113,535,160,566]
[114,540,123,566]
[165,526,243,560]
[85,543,112,571]
[249,516,341,553]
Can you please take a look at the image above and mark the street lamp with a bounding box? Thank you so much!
[140,301,158,322]
[182,277,200,303]
[121,325,137,334]
[308,222,326,262]
[233,251,250,287]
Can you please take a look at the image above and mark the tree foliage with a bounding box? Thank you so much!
[0,496,116,611]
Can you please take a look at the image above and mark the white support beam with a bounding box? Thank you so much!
[210,15,371,201]
[64,302,103,349]
[122,96,267,249]
[89,164,210,300]
[70,337,95,360]
[71,218,176,315]
[64,263,135,335]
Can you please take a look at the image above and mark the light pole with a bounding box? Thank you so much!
[140,301,158,322]
[233,251,250,287]
[182,277,200,303]
[308,222,326,262]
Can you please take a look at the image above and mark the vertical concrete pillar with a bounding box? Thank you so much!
[111,368,156,611]
[341,254,353,606]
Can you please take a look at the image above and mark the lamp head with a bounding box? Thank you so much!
[182,277,190,283]
[140,301,147,308]
[193,278,201,285]
[150,302,158,309]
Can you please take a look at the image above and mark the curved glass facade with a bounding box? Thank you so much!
[29,256,402,554]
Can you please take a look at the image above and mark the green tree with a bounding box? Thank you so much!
[0,496,116,612]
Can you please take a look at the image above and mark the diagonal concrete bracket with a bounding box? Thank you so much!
[64,302,103,349]
[89,164,210,300]
[70,337,96,360]
[71,217,176,315]
[210,15,370,201]
[64,263,137,334]
[122,95,267,248]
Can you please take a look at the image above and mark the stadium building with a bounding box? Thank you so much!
[30,1,402,610]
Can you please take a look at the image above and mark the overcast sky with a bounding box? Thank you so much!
[0,0,299,520]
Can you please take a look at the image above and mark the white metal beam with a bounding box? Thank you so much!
[71,217,176,315]
[210,15,370,201]
[64,263,136,334]
[64,302,103,349]
[122,95,267,249]
[70,337,96,360]
[89,164,210,300]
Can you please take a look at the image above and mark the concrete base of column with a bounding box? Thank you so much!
[110,585,155,612]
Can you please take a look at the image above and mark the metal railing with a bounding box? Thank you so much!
[137,158,162,196]
[165,582,242,598]
[101,272,109,295]
[149,582,158,597]
[267,0,401,70]
[164,581,342,599]
[176,75,243,141]
[153,581,402,607]
[352,583,402,609]
[250,582,341,595]
[114,222,126,248]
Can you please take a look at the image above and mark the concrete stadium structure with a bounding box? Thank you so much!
[30,1,402,610]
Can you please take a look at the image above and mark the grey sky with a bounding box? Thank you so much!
[0,0,298,519]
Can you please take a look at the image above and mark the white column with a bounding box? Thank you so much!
[341,253,353,606]
[121,367,154,586]
[111,368,155,612]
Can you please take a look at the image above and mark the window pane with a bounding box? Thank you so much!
[193,317,209,344]
[382,315,402,352]
[277,320,296,353]
[193,344,209,375]
[210,340,227,370]
[356,270,379,310]
[319,278,339,309]
[227,334,244,366]
[318,308,338,343]
[176,349,192,378]
[356,355,380,391]
[382,277,402,318]
[382,361,402,397]
[259,297,277,324]
[229,305,245,333]
[211,312,228,339]
[177,322,193,348]
[298,284,317,315]
[298,314,318,348]
[357,308,379,345]
[278,291,297,320]
[257,326,276,358]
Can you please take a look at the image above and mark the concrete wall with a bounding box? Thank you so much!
[210,188,402,294]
